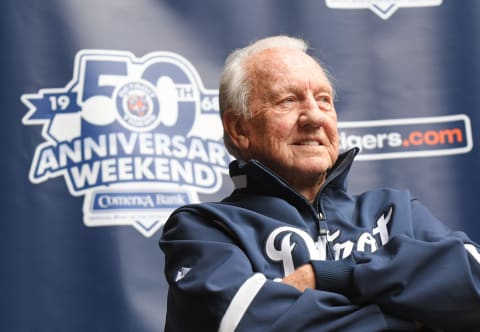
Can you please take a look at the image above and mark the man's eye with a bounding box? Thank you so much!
[317,95,330,103]
[317,96,333,109]
[277,97,296,107]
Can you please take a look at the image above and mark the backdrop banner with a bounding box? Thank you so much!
[2,0,479,330]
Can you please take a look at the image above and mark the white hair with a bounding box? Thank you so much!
[218,35,332,158]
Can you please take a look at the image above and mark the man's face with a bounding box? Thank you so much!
[235,47,339,192]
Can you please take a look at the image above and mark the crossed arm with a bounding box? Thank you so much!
[282,263,315,291]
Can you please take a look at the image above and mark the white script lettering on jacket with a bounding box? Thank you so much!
[265,206,393,276]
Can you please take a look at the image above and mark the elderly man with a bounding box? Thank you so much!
[160,35,480,331]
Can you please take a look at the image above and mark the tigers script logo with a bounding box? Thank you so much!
[265,207,393,276]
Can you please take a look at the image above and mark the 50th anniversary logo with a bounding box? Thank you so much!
[21,50,231,237]
[21,49,472,237]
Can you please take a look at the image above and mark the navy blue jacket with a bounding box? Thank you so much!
[160,149,480,331]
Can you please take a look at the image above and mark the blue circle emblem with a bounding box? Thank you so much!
[115,81,160,131]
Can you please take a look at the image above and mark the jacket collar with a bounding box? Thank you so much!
[228,148,359,206]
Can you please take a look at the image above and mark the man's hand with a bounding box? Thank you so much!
[281,264,316,292]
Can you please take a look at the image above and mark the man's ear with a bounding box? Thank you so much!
[222,109,250,152]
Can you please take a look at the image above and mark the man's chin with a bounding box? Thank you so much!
[289,164,330,179]
[297,157,332,172]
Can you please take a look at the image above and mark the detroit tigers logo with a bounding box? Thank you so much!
[265,206,394,276]
[117,81,159,131]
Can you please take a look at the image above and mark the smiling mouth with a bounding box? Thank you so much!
[296,140,321,146]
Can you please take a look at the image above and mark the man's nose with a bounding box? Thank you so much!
[298,95,325,128]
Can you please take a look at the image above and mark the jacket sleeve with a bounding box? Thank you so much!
[312,199,480,331]
[159,207,415,332]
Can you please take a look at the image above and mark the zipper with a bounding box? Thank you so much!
[316,211,329,260]
[316,199,336,261]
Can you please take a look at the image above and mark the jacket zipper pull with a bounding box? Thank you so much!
[317,212,328,260]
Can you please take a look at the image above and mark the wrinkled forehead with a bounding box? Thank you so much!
[245,47,333,93]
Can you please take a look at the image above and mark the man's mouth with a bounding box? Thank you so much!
[297,140,321,146]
